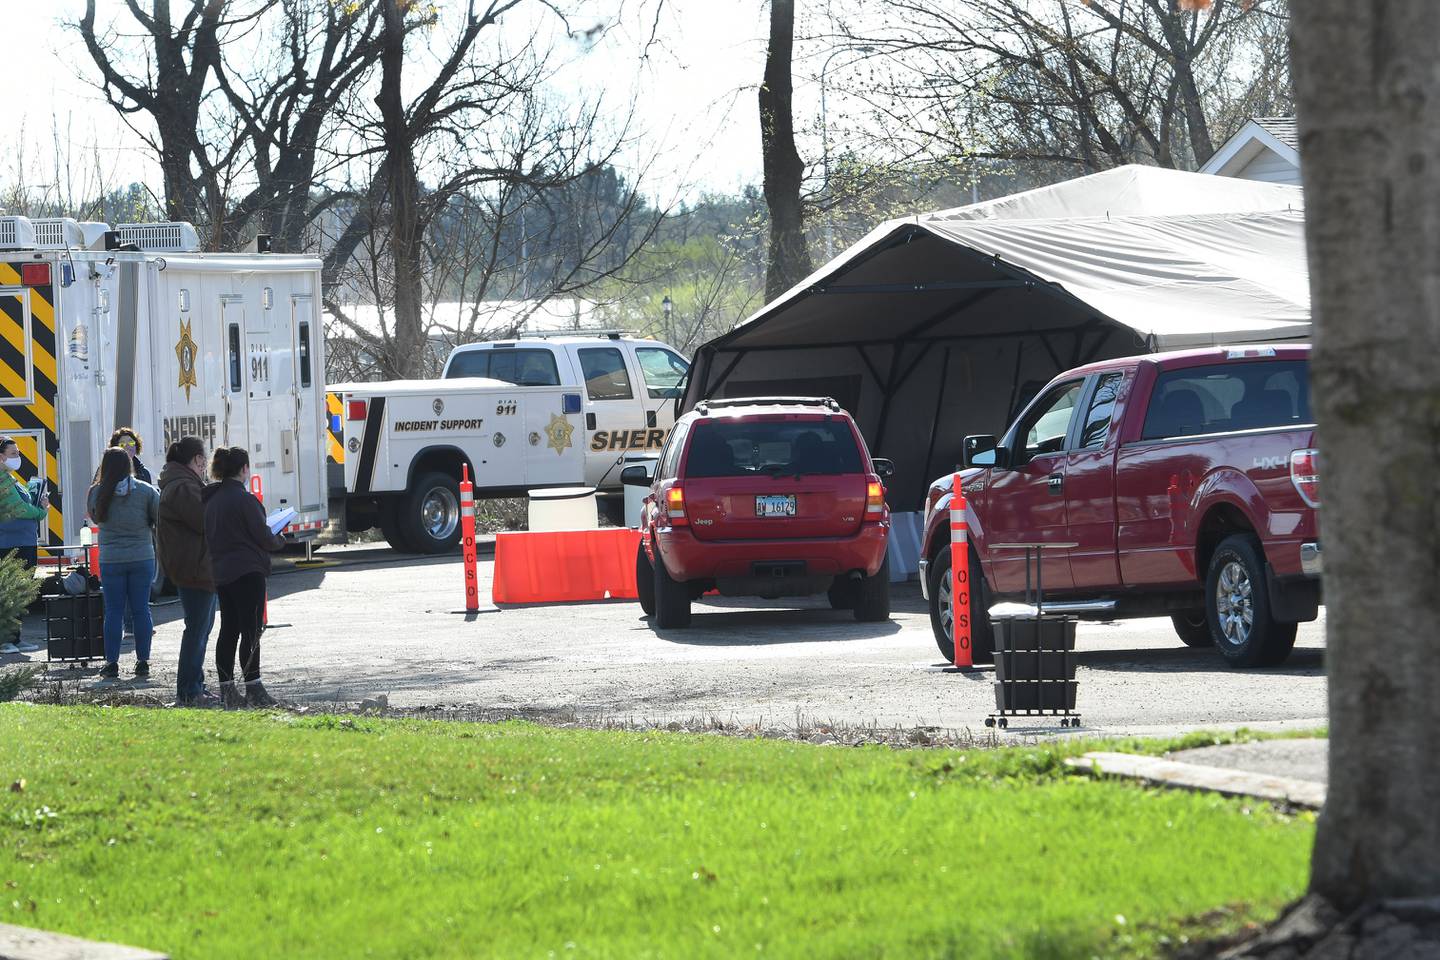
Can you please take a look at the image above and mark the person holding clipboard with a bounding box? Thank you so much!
[202,446,285,708]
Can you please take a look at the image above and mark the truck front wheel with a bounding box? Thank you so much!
[399,472,463,554]
[1171,611,1213,648]
[928,544,994,664]
[1206,534,1297,667]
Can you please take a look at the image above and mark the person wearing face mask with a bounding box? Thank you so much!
[157,437,217,706]
[0,437,47,656]
[203,446,285,708]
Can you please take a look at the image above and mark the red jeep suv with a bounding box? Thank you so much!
[625,397,893,628]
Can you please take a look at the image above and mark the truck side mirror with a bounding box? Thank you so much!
[620,465,652,487]
[871,458,896,480]
[963,435,1003,469]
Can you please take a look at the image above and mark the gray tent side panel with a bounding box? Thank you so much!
[687,324,1138,514]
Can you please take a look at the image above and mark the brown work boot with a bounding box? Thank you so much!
[219,681,246,709]
[245,681,277,708]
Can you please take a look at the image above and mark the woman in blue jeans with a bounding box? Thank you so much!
[87,447,160,679]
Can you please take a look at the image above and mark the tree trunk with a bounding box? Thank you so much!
[1292,0,1440,908]
[379,0,425,380]
[759,0,812,302]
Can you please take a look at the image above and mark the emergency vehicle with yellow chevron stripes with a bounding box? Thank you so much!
[0,215,328,552]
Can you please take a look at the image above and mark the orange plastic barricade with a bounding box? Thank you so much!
[492,528,641,604]
[460,465,479,612]
[951,477,973,668]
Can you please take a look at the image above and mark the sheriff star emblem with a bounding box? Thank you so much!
[544,413,574,455]
[175,319,198,401]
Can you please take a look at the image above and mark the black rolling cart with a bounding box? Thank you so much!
[985,542,1081,730]
[42,547,105,666]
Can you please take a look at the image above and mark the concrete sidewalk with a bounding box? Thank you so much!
[1069,737,1328,808]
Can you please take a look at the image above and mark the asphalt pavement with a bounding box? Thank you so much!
[14,543,1329,739]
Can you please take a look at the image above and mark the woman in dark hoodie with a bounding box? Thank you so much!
[203,446,285,708]
[157,437,216,707]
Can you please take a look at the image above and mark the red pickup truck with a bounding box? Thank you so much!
[919,345,1321,668]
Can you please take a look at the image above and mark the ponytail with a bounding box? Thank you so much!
[166,436,207,465]
[210,445,250,482]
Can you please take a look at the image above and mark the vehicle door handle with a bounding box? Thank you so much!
[1048,473,1064,496]
[646,409,657,428]
[586,413,597,430]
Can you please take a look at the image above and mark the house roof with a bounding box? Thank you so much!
[1252,117,1298,150]
[1199,117,1301,179]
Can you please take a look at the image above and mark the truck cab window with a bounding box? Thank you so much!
[635,347,690,400]
[1079,373,1123,449]
[1016,381,1082,464]
[1142,360,1312,440]
[446,350,490,379]
[578,348,633,401]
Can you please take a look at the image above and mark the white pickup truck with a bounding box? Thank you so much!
[331,334,689,552]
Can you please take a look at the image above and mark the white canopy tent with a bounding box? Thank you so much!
[679,166,1309,577]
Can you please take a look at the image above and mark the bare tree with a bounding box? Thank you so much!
[824,0,1292,175]
[760,0,812,300]
[1213,1,1440,955]
[1293,0,1440,925]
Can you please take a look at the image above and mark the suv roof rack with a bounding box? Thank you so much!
[695,396,842,414]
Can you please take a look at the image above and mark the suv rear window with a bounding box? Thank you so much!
[684,420,862,478]
[1142,360,1311,440]
[445,348,560,385]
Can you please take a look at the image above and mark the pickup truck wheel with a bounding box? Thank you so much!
[853,555,891,622]
[400,472,463,554]
[928,544,995,664]
[1206,534,1298,667]
[652,551,692,628]
[1171,611,1213,648]
[636,543,656,617]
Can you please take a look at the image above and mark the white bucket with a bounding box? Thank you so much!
[621,453,660,528]
[527,486,599,532]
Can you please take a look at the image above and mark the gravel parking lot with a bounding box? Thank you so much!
[21,543,1328,738]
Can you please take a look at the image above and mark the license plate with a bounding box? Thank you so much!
[755,494,797,518]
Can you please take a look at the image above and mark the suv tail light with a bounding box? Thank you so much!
[347,399,368,421]
[866,481,885,516]
[666,486,688,526]
[1290,449,1320,507]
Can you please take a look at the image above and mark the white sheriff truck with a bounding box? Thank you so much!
[0,215,328,553]
[332,334,689,552]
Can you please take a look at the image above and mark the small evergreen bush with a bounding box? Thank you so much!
[0,550,41,647]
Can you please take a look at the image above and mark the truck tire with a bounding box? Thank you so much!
[1206,533,1298,667]
[1171,611,1213,648]
[853,555,891,622]
[399,472,463,554]
[636,543,656,617]
[378,498,413,553]
[652,550,692,628]
[928,544,995,664]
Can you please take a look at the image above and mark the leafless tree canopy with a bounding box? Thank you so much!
[823,0,1291,176]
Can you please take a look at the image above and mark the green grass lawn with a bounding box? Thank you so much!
[1,706,1312,959]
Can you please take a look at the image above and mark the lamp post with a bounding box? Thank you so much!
[661,294,673,341]
[820,46,873,260]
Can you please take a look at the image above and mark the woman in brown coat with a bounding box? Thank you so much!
[157,437,216,706]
